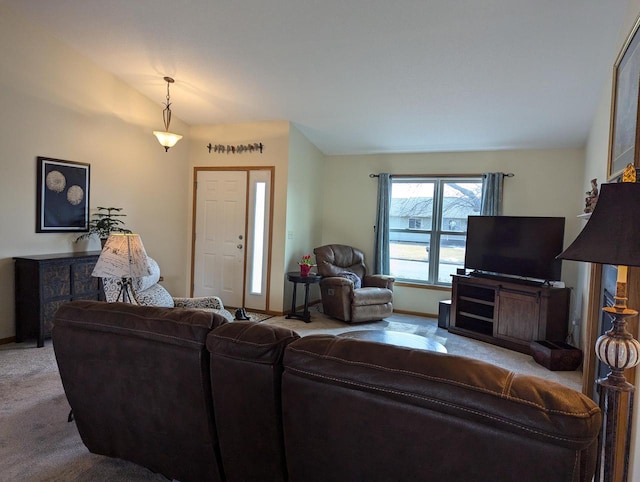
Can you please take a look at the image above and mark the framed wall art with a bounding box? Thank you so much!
[608,15,640,180]
[36,156,90,232]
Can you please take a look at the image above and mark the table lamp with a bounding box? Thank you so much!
[92,233,152,303]
[557,181,640,482]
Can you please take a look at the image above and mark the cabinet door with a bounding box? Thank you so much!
[72,260,101,297]
[495,288,540,343]
[42,262,71,299]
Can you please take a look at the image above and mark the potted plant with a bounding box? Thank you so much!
[299,254,315,276]
[75,206,131,246]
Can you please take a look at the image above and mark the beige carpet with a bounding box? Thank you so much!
[263,309,582,389]
[0,311,582,481]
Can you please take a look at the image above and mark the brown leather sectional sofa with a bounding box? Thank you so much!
[53,301,602,482]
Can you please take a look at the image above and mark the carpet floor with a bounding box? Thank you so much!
[0,310,582,481]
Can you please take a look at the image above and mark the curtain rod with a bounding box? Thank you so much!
[369,172,514,178]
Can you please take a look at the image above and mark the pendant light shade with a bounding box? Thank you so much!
[153,130,183,150]
[153,76,182,152]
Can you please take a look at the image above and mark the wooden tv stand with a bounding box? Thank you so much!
[449,274,569,355]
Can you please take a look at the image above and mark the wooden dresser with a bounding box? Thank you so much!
[14,251,103,347]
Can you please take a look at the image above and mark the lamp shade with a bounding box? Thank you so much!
[153,130,183,149]
[92,233,152,278]
[557,182,640,267]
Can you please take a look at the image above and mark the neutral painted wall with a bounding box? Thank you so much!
[322,148,585,318]
[285,125,325,308]
[0,6,191,340]
[187,122,325,314]
[188,121,291,313]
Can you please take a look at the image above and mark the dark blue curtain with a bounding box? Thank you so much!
[374,173,391,274]
[480,172,505,215]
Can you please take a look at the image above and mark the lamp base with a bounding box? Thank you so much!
[116,278,139,304]
[595,376,634,482]
[594,306,640,482]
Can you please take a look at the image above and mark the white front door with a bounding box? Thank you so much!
[193,170,247,307]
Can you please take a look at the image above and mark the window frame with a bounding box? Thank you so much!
[389,175,482,287]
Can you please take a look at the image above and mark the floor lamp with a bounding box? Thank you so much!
[558,182,640,482]
[92,233,152,303]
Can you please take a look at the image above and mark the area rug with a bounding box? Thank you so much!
[235,310,273,322]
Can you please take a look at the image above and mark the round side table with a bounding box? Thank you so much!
[285,272,321,323]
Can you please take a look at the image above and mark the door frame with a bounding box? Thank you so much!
[190,166,275,310]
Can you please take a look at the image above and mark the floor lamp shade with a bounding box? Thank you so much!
[557,182,640,267]
[557,181,640,482]
[92,234,152,279]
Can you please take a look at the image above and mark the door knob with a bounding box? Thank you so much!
[237,244,243,249]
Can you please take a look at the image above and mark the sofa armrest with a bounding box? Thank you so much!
[363,274,395,290]
[173,296,225,310]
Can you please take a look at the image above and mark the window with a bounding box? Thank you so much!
[250,181,266,294]
[389,177,482,285]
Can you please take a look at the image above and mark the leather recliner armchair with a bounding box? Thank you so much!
[313,244,394,322]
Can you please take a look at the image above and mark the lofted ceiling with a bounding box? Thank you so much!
[2,0,630,155]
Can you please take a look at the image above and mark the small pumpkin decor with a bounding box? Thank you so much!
[299,254,315,276]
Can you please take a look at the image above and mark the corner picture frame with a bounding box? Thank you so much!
[608,14,640,180]
[36,156,90,232]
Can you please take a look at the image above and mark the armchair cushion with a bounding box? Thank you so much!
[136,283,175,307]
[352,287,392,306]
[174,296,225,310]
[315,244,367,279]
[363,274,394,290]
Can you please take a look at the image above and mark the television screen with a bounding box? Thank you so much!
[464,216,565,282]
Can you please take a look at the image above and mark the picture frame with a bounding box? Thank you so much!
[608,14,640,180]
[36,156,90,232]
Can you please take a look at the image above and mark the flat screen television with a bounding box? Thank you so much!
[464,216,565,282]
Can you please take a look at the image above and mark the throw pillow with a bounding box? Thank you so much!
[132,257,161,292]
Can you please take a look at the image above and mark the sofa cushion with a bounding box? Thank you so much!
[52,301,228,482]
[207,322,300,482]
[281,335,601,482]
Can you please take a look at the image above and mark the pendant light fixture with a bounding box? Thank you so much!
[153,76,183,152]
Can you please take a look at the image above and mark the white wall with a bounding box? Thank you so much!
[0,6,191,340]
[322,148,585,317]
